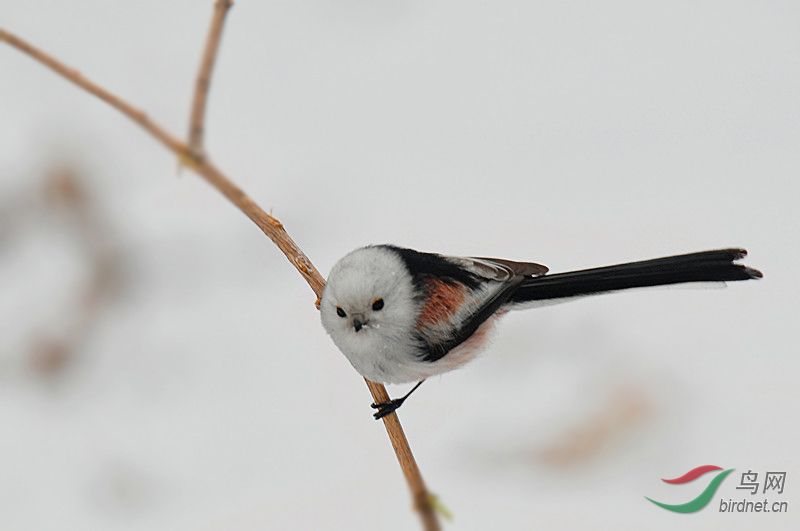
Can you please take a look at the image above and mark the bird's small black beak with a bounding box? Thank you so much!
[353,319,364,332]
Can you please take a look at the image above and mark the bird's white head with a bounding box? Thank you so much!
[320,246,420,366]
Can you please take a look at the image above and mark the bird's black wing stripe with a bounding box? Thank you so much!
[380,245,483,289]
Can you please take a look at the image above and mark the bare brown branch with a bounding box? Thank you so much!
[0,27,324,298]
[0,29,184,156]
[1,19,441,531]
[367,381,441,529]
[187,0,234,157]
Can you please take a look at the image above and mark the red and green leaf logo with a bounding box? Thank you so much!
[646,465,734,513]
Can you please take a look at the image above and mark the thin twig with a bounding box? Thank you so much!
[187,0,233,158]
[1,19,441,531]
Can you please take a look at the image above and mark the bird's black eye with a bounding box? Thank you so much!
[372,298,384,311]
[336,306,347,318]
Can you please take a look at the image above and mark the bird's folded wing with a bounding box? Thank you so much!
[415,273,523,362]
[452,256,549,280]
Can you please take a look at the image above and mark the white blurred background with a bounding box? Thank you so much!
[1,1,798,530]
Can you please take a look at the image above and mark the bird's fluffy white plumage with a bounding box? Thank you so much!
[321,246,422,383]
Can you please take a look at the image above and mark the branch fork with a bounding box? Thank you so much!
[1,5,441,530]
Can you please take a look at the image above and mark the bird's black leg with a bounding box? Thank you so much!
[371,380,426,420]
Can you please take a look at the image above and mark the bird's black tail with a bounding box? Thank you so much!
[509,248,761,304]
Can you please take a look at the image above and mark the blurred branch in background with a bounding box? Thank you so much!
[0,165,123,380]
[538,384,650,467]
[0,3,441,528]
[31,167,123,378]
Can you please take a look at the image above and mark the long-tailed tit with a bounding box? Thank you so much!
[320,245,761,418]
